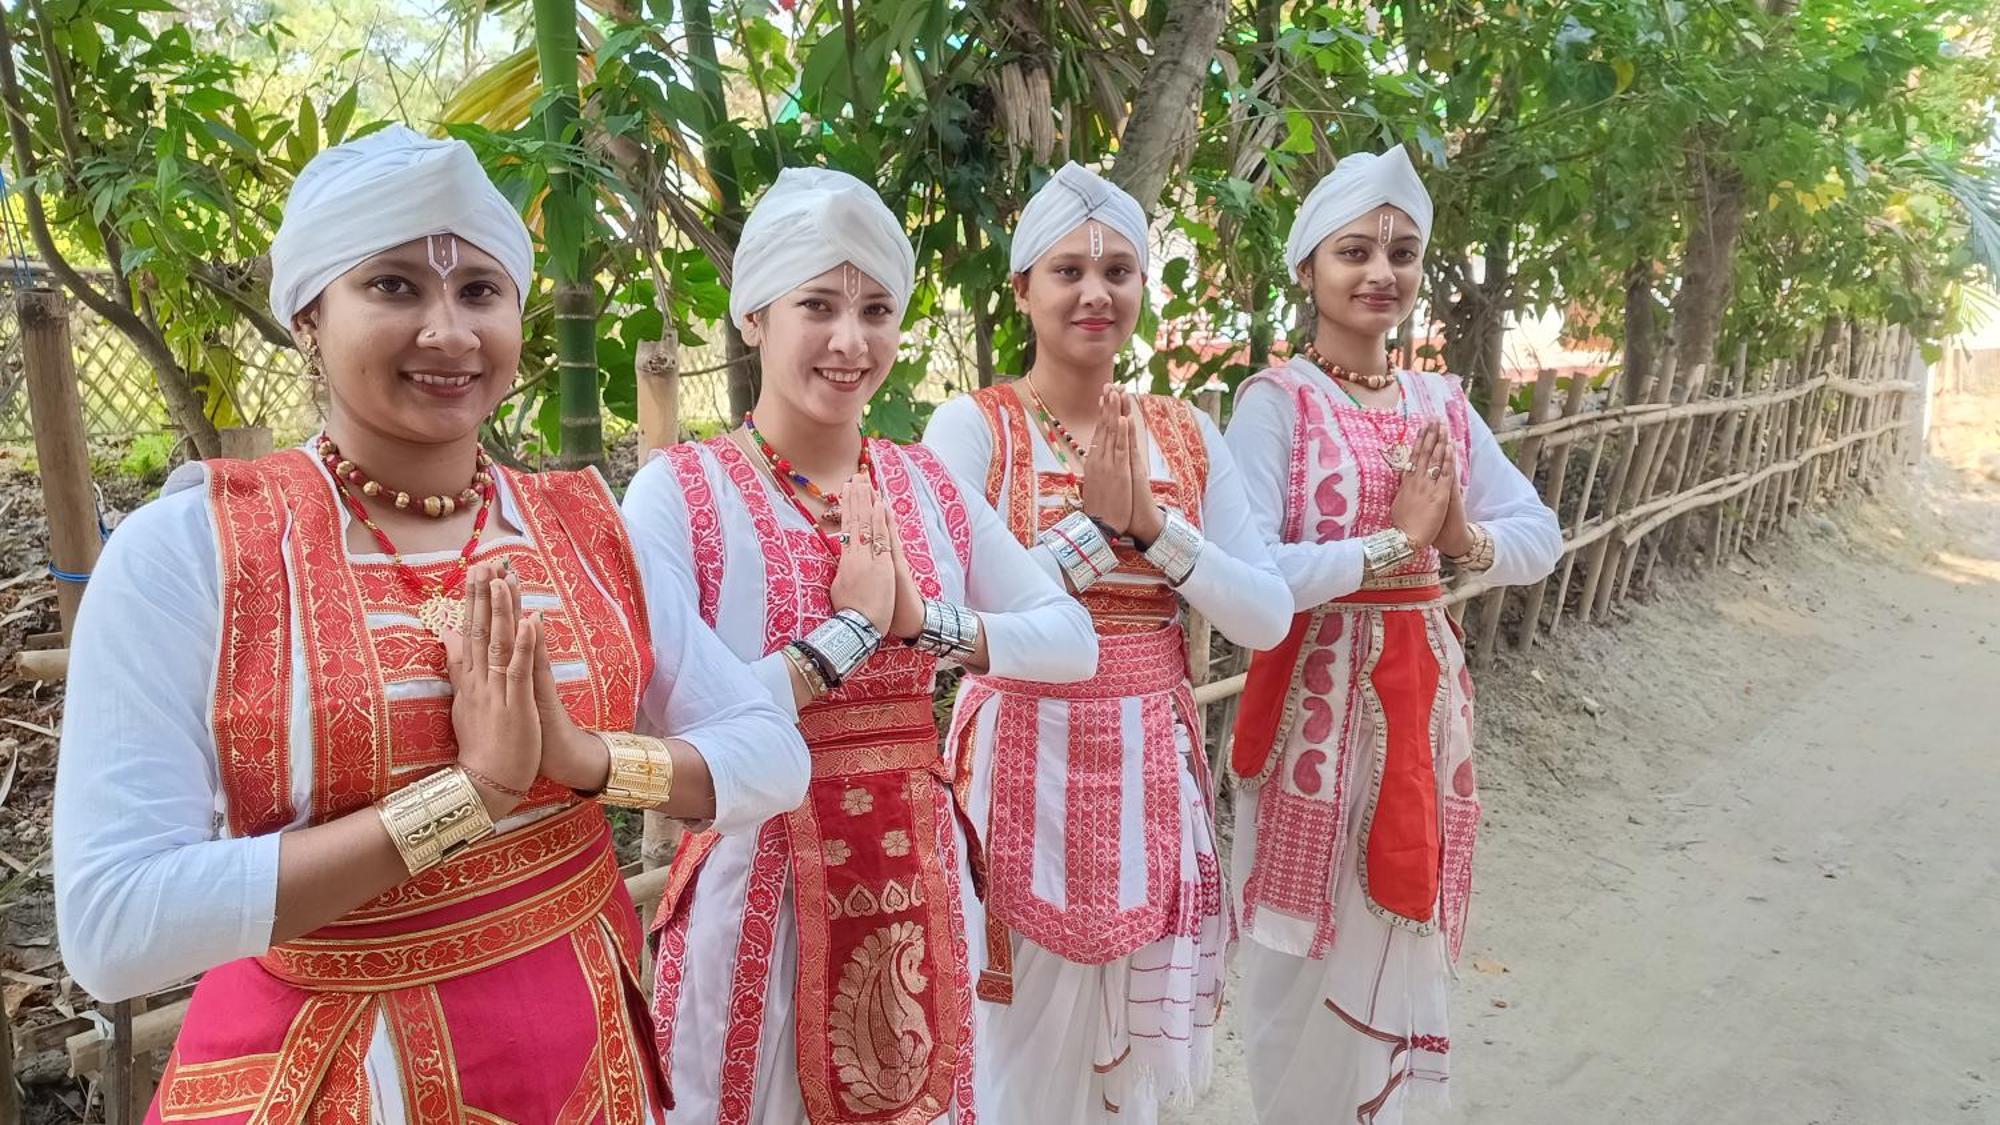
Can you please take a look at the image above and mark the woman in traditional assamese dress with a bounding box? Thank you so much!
[921,162,1291,1123]
[52,125,807,1123]
[1221,147,1563,1124]
[631,167,1097,1125]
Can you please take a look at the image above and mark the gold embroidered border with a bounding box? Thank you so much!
[158,1050,280,1121]
[246,992,375,1125]
[385,985,463,1123]
[262,849,618,990]
[341,802,603,923]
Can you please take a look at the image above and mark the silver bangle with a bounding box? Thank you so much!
[1040,510,1118,593]
[913,599,981,661]
[1141,508,1203,586]
[1361,527,1415,575]
[801,609,880,686]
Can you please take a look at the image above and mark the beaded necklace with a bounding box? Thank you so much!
[316,434,492,517]
[1021,376,1089,472]
[1301,341,1397,391]
[320,436,496,636]
[742,412,873,556]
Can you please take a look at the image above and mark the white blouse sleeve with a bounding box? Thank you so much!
[954,470,1098,684]
[623,458,810,834]
[1167,411,1295,650]
[1223,379,1369,608]
[1461,407,1564,587]
[921,394,1066,588]
[54,489,283,1003]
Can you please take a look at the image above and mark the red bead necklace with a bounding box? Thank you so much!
[320,435,497,635]
[742,412,873,556]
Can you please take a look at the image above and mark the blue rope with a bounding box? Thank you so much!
[42,492,114,586]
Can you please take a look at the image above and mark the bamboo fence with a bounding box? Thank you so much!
[1192,319,1920,709]
[37,321,1919,1119]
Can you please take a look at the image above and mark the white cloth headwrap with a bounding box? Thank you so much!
[728,168,915,330]
[1009,162,1150,275]
[268,125,534,325]
[1284,146,1433,282]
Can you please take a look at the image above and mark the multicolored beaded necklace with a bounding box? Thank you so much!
[1021,376,1089,472]
[320,434,496,636]
[1308,358,1416,473]
[743,412,873,556]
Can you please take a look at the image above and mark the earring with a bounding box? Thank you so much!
[300,334,324,383]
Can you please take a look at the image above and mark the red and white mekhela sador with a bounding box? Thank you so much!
[923,385,1289,1121]
[52,449,806,1123]
[627,436,1095,1125]
[1221,359,1560,1124]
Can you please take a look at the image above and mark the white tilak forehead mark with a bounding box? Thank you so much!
[1087,220,1105,260]
[842,263,861,300]
[1378,211,1395,247]
[427,234,460,280]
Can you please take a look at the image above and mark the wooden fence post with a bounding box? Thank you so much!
[635,338,683,873]
[1513,371,1589,647]
[18,288,100,639]
[1471,369,1555,668]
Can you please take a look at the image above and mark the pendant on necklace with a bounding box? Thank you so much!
[418,592,465,637]
[1381,443,1415,473]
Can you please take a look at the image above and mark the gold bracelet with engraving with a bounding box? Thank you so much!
[1444,522,1496,574]
[374,766,496,876]
[595,731,677,809]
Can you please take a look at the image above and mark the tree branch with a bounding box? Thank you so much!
[0,5,220,456]
[187,261,294,348]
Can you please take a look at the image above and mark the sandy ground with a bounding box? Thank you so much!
[1169,393,2000,1124]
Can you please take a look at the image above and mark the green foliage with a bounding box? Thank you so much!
[18,0,2000,453]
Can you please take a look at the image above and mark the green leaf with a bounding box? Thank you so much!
[1278,110,1319,154]
[202,119,259,157]
[1611,58,1635,94]
[324,84,359,146]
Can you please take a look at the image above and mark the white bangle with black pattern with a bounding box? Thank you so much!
[1141,508,1203,586]
[1040,510,1118,593]
[913,599,981,661]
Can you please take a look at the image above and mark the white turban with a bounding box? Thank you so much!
[1009,162,1150,275]
[268,125,534,326]
[728,168,915,330]
[1284,146,1433,282]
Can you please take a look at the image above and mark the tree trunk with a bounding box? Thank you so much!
[533,0,603,469]
[1622,257,1658,405]
[973,297,997,388]
[1108,0,1228,210]
[1668,146,1746,391]
[1441,231,1510,409]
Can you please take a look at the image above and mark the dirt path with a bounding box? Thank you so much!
[1172,410,2000,1123]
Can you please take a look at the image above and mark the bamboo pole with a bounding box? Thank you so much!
[1585,354,1675,620]
[3,1003,18,1125]
[1513,371,1590,648]
[1616,360,1701,599]
[1471,369,1555,668]
[217,425,273,461]
[1466,370,1522,667]
[1545,371,1617,638]
[635,339,683,873]
[18,289,100,639]
[1186,384,1225,753]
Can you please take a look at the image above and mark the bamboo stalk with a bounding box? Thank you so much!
[1471,369,1555,668]
[1513,372,1590,647]
[18,289,99,639]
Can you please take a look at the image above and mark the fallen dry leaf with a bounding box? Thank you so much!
[1471,957,1509,975]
